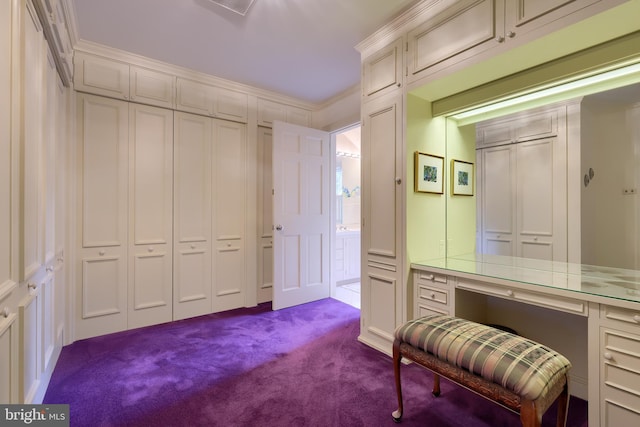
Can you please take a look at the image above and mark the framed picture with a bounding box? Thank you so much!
[414,152,444,194]
[451,159,474,196]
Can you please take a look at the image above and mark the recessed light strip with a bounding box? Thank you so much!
[449,61,640,126]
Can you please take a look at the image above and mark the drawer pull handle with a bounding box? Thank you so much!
[99,250,105,256]
[2,307,9,318]
[430,292,436,299]
[633,315,640,323]
[603,352,613,361]
[506,290,514,297]
[426,274,434,281]
[190,244,196,249]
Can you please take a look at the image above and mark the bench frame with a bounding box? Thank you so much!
[392,339,570,427]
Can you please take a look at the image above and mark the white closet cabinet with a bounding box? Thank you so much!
[477,106,567,261]
[256,127,273,304]
[76,93,129,340]
[22,1,46,281]
[407,0,623,83]
[173,112,212,320]
[362,37,403,100]
[360,91,404,353]
[74,52,176,109]
[127,104,174,329]
[257,98,311,127]
[176,78,249,123]
[212,120,248,312]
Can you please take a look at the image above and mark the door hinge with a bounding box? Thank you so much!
[272,189,274,195]
[405,42,408,52]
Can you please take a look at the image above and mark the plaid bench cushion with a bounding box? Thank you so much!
[395,314,572,401]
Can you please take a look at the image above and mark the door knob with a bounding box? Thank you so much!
[275,225,283,231]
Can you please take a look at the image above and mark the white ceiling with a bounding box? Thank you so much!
[69,0,419,104]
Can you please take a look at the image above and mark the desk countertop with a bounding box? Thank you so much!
[412,253,640,306]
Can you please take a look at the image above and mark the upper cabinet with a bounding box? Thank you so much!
[407,0,622,83]
[74,52,176,109]
[176,78,248,123]
[407,0,502,82]
[257,98,311,127]
[362,37,404,101]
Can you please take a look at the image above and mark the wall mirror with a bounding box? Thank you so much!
[445,79,640,274]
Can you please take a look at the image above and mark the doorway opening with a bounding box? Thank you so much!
[332,124,361,309]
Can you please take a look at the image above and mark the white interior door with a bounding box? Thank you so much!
[272,121,331,310]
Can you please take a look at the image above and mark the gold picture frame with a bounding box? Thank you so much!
[451,159,474,196]
[414,152,444,194]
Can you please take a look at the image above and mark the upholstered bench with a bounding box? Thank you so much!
[392,314,572,427]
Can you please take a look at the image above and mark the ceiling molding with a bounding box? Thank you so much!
[355,0,455,59]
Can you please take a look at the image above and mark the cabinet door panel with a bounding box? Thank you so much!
[23,8,45,280]
[363,37,403,99]
[129,245,172,328]
[74,53,129,100]
[79,94,128,248]
[19,293,39,403]
[129,104,173,245]
[173,112,212,319]
[130,66,175,109]
[481,145,515,255]
[407,0,497,79]
[176,78,214,116]
[257,128,273,303]
[0,314,17,403]
[214,87,248,123]
[257,98,286,127]
[212,120,246,311]
[128,104,173,328]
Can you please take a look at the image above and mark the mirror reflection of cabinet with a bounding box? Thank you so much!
[476,103,569,262]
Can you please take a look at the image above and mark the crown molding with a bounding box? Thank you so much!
[355,0,456,59]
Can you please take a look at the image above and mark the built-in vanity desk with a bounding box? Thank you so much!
[412,254,640,427]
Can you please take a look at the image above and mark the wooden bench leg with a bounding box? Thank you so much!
[432,373,441,397]
[555,382,570,427]
[392,339,404,423]
[520,399,542,427]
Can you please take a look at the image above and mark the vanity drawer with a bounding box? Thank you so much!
[417,284,448,306]
[415,270,448,286]
[416,303,450,318]
[601,305,640,330]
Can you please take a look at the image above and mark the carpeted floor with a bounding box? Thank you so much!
[43,298,587,426]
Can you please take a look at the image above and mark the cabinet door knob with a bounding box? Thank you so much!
[603,352,613,361]
[632,315,640,323]
[395,177,402,185]
[28,282,37,290]
[495,35,505,43]
[506,31,516,38]
[2,307,9,318]
[506,289,514,297]
[275,225,283,231]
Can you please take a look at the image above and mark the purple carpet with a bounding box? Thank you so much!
[44,298,587,426]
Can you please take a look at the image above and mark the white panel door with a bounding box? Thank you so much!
[212,119,247,312]
[128,104,173,329]
[272,121,331,310]
[173,112,212,320]
[76,93,128,340]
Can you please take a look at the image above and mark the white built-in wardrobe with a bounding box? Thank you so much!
[76,93,249,340]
